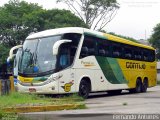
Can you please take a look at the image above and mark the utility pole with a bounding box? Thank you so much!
[145,29,147,40]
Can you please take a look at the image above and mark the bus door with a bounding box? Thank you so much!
[58,43,76,93]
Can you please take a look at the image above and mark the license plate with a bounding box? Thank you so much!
[29,88,36,92]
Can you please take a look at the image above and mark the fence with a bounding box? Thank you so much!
[0,76,14,95]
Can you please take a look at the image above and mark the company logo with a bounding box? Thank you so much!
[61,83,73,92]
[81,61,95,67]
[126,62,146,69]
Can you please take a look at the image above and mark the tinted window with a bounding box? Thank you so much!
[97,39,110,57]
[112,43,122,58]
[62,33,81,64]
[79,34,155,62]
[80,35,96,58]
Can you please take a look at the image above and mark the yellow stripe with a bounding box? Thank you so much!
[104,33,155,50]
[18,76,33,83]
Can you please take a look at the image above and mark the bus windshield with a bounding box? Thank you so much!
[19,33,81,76]
[19,35,62,75]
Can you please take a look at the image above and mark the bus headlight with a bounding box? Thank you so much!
[44,73,63,84]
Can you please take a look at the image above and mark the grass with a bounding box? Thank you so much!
[0,92,44,108]
[0,92,85,119]
[0,92,84,109]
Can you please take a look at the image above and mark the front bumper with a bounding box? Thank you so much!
[17,81,58,94]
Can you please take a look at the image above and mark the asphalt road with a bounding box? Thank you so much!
[21,85,160,120]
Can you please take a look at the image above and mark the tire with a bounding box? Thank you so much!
[136,79,142,93]
[108,90,122,95]
[78,80,90,99]
[142,79,148,92]
[129,79,142,93]
[135,79,143,93]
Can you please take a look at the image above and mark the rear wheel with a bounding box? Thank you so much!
[135,79,142,93]
[78,80,90,99]
[142,79,148,92]
[129,79,142,93]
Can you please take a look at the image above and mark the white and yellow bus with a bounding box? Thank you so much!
[8,27,157,98]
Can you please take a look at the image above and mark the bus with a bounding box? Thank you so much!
[8,27,157,98]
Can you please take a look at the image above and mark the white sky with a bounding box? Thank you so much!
[0,0,160,40]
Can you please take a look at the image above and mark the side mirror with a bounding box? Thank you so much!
[53,39,72,55]
[7,45,23,63]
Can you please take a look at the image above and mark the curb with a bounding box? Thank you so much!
[3,104,85,113]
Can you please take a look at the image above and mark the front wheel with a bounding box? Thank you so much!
[78,80,90,99]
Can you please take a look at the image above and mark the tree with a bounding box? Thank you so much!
[57,0,119,30]
[40,9,88,29]
[0,0,87,47]
[149,23,160,59]
[0,44,10,66]
[0,0,87,67]
[0,0,43,46]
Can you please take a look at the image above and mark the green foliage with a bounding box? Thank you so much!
[42,9,88,29]
[108,32,139,43]
[0,0,87,65]
[0,92,85,110]
[0,92,85,119]
[0,44,10,65]
[0,0,87,47]
[149,23,160,59]
[0,0,42,46]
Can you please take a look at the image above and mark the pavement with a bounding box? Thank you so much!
[85,86,160,114]
[19,85,160,120]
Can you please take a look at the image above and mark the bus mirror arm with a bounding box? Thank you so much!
[53,39,72,55]
[7,45,23,63]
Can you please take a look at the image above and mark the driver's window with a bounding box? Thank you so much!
[60,52,69,67]
[58,44,70,69]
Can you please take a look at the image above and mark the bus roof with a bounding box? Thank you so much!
[104,33,155,50]
[26,27,84,39]
[26,27,155,50]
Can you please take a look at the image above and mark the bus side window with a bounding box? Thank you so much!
[133,49,140,60]
[97,39,108,57]
[62,33,81,64]
[124,46,132,59]
[113,51,120,57]
[99,49,106,56]
[97,38,112,57]
[142,50,148,61]
[80,35,95,58]
[112,44,122,58]
[80,47,88,58]
[148,50,155,62]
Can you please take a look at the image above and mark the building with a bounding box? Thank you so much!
[157,62,160,81]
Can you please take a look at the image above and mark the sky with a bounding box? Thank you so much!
[0,0,160,40]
